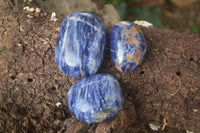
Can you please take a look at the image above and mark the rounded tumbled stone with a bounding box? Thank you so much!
[67,73,124,123]
[55,12,106,77]
[110,21,147,73]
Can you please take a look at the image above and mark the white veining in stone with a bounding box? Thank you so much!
[69,17,104,34]
[117,41,124,64]
[79,12,93,17]
[62,21,80,67]
[121,21,131,25]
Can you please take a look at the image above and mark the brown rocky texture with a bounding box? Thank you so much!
[34,0,120,31]
[0,0,199,133]
[35,0,98,19]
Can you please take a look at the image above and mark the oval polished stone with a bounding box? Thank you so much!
[55,12,106,77]
[67,74,124,123]
[110,21,147,73]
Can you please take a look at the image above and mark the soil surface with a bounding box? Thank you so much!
[0,0,200,133]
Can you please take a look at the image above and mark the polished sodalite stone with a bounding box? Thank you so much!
[55,12,106,77]
[110,21,147,73]
[67,74,124,123]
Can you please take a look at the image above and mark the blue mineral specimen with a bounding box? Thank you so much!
[55,12,106,77]
[67,74,124,123]
[110,21,147,73]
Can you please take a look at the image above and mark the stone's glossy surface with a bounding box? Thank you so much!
[55,12,106,77]
[110,21,147,73]
[67,74,124,123]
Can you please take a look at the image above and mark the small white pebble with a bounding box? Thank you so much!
[56,102,61,107]
[43,12,47,16]
[17,43,22,46]
[20,25,25,32]
[56,27,60,32]
[134,20,153,28]
[23,6,34,12]
[23,0,26,2]
[149,123,160,131]
[28,0,32,2]
[192,109,198,112]
[23,6,29,10]
[50,12,58,22]
[186,130,194,133]
[35,7,41,13]
[23,41,28,44]
[27,14,33,19]
[29,7,34,12]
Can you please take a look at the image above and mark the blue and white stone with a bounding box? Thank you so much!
[67,73,124,123]
[110,21,147,73]
[55,12,106,77]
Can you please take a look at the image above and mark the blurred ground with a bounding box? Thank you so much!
[160,0,200,33]
[93,0,200,33]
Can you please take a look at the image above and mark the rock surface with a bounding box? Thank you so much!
[110,21,146,72]
[68,74,124,123]
[55,12,106,77]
